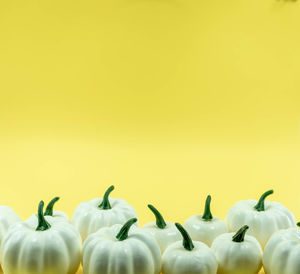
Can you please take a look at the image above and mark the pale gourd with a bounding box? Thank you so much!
[184,195,227,246]
[0,206,21,248]
[141,204,181,253]
[72,185,138,241]
[162,223,218,274]
[82,218,161,274]
[263,223,300,274]
[226,190,295,247]
[1,201,81,274]
[211,225,262,274]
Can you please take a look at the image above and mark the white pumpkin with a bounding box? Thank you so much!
[184,195,227,246]
[82,218,161,274]
[141,204,181,253]
[1,201,82,274]
[263,223,300,274]
[26,197,69,225]
[211,225,262,274]
[225,190,295,247]
[0,206,21,248]
[162,223,218,274]
[72,185,138,241]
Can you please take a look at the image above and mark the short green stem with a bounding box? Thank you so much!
[232,225,249,242]
[44,197,59,216]
[254,190,274,212]
[98,185,114,210]
[36,201,51,231]
[202,195,213,221]
[175,223,194,251]
[116,218,137,241]
[148,204,167,229]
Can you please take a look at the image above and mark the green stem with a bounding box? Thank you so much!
[254,190,274,212]
[116,218,137,241]
[36,201,51,231]
[148,204,167,229]
[175,223,194,251]
[202,195,213,221]
[98,185,114,210]
[44,197,60,216]
[232,225,249,242]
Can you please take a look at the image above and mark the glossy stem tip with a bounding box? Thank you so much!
[232,225,249,242]
[148,204,167,229]
[202,195,213,221]
[98,185,114,210]
[116,218,137,241]
[175,222,194,251]
[44,197,60,216]
[36,201,51,231]
[254,190,274,212]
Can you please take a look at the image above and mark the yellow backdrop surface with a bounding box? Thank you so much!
[0,0,300,273]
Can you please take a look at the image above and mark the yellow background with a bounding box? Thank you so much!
[0,0,300,273]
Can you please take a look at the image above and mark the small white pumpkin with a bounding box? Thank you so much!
[26,197,69,226]
[225,190,295,247]
[72,185,138,241]
[263,223,300,274]
[162,223,218,274]
[141,204,181,253]
[1,201,82,274]
[82,218,161,274]
[184,195,227,246]
[0,206,21,247]
[211,225,262,274]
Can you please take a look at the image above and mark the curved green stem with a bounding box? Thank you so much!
[175,223,194,251]
[202,195,213,221]
[254,190,274,212]
[44,197,60,216]
[232,225,249,242]
[116,218,137,241]
[36,201,51,231]
[148,204,167,229]
[98,185,114,210]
